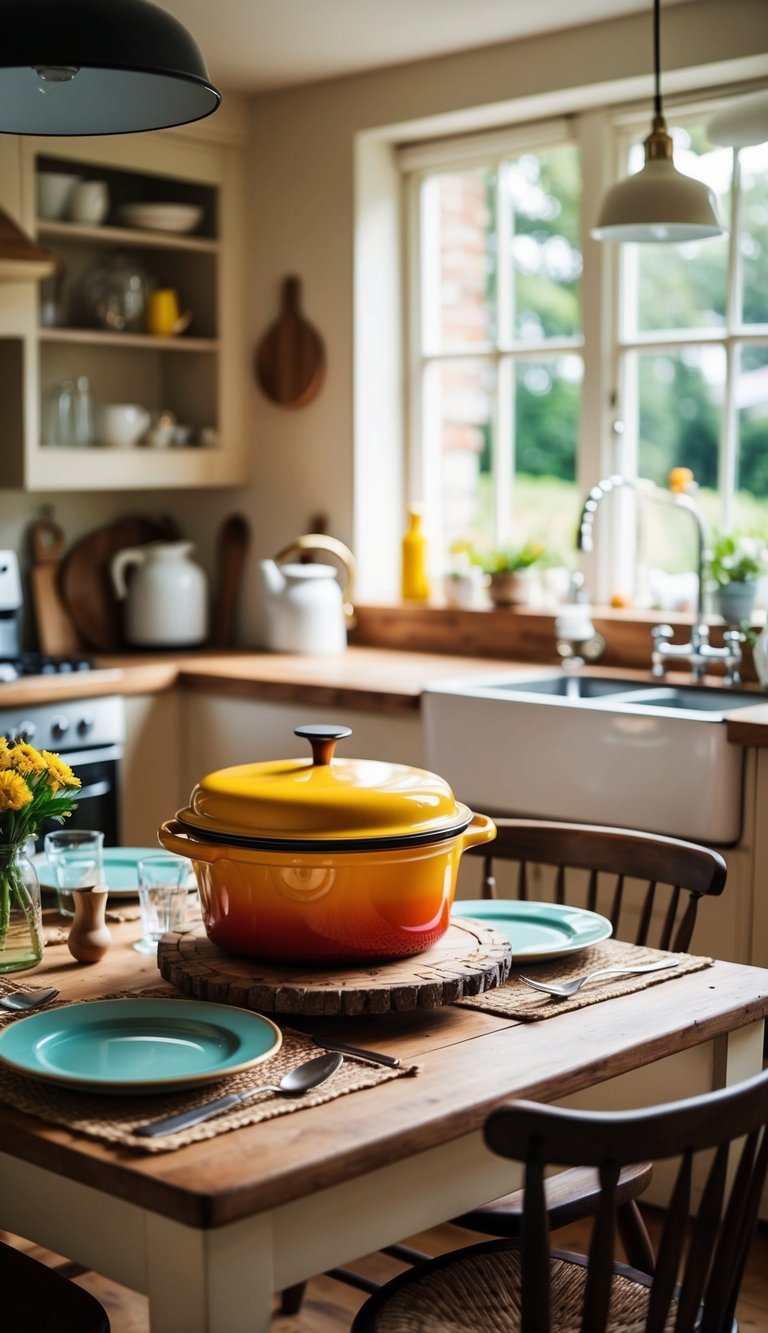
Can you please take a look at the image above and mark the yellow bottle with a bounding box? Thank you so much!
[401,505,432,602]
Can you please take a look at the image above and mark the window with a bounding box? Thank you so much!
[403,101,768,609]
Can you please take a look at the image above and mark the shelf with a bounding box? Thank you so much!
[39,328,219,352]
[26,444,242,492]
[37,220,219,254]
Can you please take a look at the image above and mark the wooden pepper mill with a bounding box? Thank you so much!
[68,886,112,964]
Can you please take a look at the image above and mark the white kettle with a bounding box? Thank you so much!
[260,534,355,655]
[111,540,209,647]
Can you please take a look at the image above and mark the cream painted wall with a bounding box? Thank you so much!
[1,0,766,649]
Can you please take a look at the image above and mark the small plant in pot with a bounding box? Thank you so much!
[705,530,768,625]
[476,540,547,607]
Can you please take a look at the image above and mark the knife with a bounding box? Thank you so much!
[314,1039,400,1068]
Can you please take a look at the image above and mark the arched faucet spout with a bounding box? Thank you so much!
[575,474,742,684]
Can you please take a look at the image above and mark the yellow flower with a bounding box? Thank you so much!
[0,770,33,813]
[8,742,47,778]
[41,751,81,793]
[0,738,12,771]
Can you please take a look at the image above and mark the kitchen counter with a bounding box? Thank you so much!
[2,647,768,742]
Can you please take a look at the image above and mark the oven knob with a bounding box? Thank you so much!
[50,715,70,741]
[17,720,37,743]
[76,712,95,737]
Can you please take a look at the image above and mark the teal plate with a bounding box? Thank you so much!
[452,899,612,961]
[0,999,282,1094]
[33,847,191,899]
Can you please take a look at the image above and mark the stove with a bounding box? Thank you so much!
[0,652,95,683]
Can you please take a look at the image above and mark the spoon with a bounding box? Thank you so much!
[0,986,59,1013]
[518,958,680,999]
[134,1051,344,1138]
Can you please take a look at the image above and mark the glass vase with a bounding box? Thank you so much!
[0,844,45,974]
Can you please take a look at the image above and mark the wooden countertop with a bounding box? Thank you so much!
[2,647,768,742]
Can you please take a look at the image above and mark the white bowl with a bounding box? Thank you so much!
[119,203,203,234]
[37,172,81,221]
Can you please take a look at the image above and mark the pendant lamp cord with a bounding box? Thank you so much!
[653,0,662,118]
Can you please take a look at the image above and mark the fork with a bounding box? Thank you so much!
[518,958,680,998]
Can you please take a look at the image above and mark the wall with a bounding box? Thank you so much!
[1,1,766,648]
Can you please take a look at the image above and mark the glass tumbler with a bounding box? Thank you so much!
[44,829,105,918]
[135,853,191,954]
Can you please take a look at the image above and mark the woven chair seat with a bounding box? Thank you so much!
[368,1244,671,1333]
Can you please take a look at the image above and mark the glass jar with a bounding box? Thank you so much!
[82,252,151,333]
[0,844,44,974]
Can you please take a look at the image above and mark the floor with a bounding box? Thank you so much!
[4,1209,768,1330]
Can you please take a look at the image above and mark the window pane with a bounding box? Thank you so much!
[425,359,496,552]
[735,344,768,530]
[633,346,724,574]
[628,123,729,334]
[504,145,582,341]
[421,169,495,352]
[509,355,582,562]
[741,143,768,327]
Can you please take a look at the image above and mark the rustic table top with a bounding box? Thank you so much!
[2,913,768,1231]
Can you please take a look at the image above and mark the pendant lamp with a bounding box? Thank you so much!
[592,0,724,242]
[708,90,768,148]
[0,0,220,136]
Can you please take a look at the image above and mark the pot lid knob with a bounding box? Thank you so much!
[294,724,352,767]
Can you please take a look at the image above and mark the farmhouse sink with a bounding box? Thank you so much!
[422,672,760,844]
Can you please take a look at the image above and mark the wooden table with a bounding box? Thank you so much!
[1,917,767,1333]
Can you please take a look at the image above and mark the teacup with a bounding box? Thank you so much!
[37,171,81,220]
[96,403,150,449]
[68,180,109,226]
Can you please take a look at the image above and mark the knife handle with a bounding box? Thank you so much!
[318,1040,400,1068]
[134,1085,271,1138]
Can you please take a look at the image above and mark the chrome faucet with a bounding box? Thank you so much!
[576,473,743,685]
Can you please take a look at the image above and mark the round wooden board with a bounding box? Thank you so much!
[157,919,512,1016]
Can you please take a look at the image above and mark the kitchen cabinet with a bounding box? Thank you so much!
[0,126,247,492]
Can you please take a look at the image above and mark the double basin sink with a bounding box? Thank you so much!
[422,672,763,844]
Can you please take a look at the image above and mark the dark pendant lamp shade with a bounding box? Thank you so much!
[0,0,221,136]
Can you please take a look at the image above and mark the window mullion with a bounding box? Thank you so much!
[720,149,742,531]
[495,162,513,545]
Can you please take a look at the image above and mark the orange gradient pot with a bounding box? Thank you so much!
[158,724,496,964]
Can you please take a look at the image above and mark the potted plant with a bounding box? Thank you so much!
[475,540,547,607]
[705,531,768,625]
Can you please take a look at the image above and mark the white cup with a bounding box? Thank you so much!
[96,403,150,449]
[37,171,81,221]
[68,180,109,225]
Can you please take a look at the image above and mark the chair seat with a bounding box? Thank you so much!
[353,1240,671,1333]
[0,1239,110,1333]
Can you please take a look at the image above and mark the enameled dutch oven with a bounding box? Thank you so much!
[159,724,496,964]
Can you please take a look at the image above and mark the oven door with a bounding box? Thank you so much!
[37,743,122,848]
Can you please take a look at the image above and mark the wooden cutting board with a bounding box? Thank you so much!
[254,275,325,409]
[209,513,250,649]
[28,519,83,656]
[59,515,178,651]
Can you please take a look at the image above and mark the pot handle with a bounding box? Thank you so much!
[460,812,497,852]
[111,545,146,599]
[158,819,227,863]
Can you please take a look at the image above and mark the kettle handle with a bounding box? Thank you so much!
[110,545,147,599]
[274,533,356,629]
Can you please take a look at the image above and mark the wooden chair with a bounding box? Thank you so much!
[352,1066,768,1332]
[280,819,727,1314]
[0,1237,111,1332]
[451,819,728,1261]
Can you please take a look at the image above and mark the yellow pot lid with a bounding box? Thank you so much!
[177,725,471,848]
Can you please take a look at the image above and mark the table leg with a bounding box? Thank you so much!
[144,1213,275,1333]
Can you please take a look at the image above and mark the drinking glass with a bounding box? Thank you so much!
[44,829,105,918]
[135,853,191,954]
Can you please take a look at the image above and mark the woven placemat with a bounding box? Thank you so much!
[455,936,713,1021]
[0,984,417,1153]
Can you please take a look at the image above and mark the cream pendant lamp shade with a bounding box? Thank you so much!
[592,0,724,243]
[0,0,220,136]
[707,91,768,148]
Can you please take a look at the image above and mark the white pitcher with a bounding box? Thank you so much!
[111,540,208,647]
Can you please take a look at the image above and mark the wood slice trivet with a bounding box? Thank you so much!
[157,920,512,1016]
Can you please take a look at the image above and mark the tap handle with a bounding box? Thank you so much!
[651,624,674,645]
[723,629,744,652]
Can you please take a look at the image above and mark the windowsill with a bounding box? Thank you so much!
[351,600,760,680]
